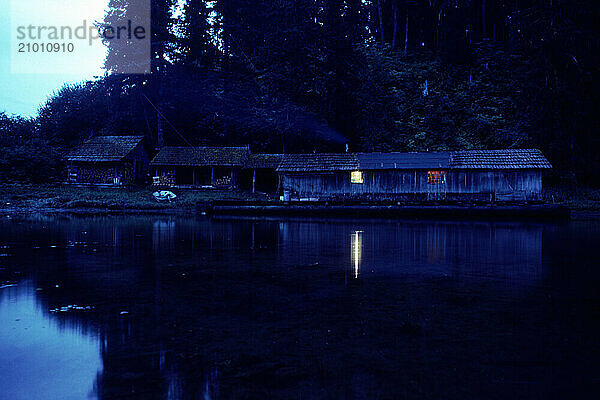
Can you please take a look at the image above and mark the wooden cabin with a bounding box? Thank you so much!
[277,149,552,201]
[66,136,149,186]
[150,147,249,188]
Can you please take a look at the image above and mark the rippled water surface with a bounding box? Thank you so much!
[0,215,599,399]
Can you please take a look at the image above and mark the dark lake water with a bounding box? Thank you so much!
[0,215,599,399]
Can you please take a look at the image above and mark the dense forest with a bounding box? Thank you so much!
[1,0,599,185]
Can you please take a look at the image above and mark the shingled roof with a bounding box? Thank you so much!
[150,147,249,167]
[450,149,552,169]
[67,136,145,162]
[277,153,359,172]
[245,154,284,169]
[357,152,450,169]
[277,149,551,172]
[277,152,449,171]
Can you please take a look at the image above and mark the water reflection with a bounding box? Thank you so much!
[0,283,102,400]
[351,231,363,279]
[0,216,598,399]
[153,220,176,255]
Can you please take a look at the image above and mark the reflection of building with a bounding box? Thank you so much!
[152,219,176,255]
[276,220,544,286]
[2,216,554,399]
[277,149,552,201]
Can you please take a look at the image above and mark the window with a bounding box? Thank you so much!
[427,170,446,184]
[351,171,364,184]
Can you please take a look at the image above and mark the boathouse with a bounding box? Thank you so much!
[66,136,149,186]
[277,149,552,201]
[150,146,249,188]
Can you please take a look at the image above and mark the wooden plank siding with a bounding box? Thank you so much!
[277,150,551,201]
[445,170,542,198]
[153,166,241,188]
[280,169,544,201]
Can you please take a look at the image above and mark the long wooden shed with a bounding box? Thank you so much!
[277,149,552,201]
[150,147,249,188]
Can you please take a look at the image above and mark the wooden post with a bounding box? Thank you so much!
[252,169,256,193]
[492,172,496,202]
[392,4,398,49]
[376,0,385,45]
[211,167,214,185]
[404,8,409,56]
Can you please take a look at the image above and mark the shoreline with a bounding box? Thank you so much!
[209,203,572,220]
[0,203,580,221]
[0,206,195,217]
[2,183,599,220]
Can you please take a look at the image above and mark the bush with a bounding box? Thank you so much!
[0,140,63,183]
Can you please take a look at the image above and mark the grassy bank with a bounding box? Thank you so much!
[0,184,271,212]
[543,187,600,211]
[1,184,598,214]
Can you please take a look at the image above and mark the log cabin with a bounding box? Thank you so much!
[277,149,552,201]
[66,136,149,186]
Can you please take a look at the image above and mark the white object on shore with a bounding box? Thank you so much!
[153,191,177,202]
[0,284,17,289]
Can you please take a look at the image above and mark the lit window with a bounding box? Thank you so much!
[351,171,364,184]
[427,171,446,184]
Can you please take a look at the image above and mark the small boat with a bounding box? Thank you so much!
[153,191,177,202]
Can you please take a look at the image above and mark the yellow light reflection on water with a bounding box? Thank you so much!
[351,231,363,279]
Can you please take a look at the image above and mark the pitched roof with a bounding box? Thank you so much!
[277,153,359,172]
[245,154,284,169]
[277,149,552,172]
[150,147,249,167]
[67,136,145,162]
[357,152,450,169]
[277,152,449,171]
[450,149,552,169]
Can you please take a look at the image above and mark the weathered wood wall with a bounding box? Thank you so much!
[446,170,542,199]
[127,143,150,181]
[280,169,543,200]
[66,142,149,185]
[153,166,242,188]
[68,163,125,184]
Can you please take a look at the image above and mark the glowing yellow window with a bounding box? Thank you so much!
[351,171,364,184]
[427,171,446,184]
